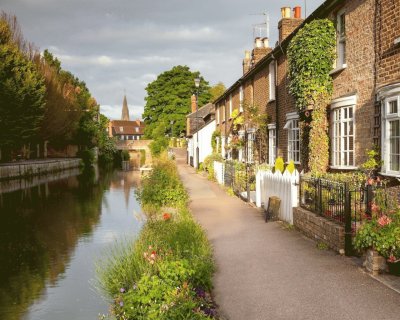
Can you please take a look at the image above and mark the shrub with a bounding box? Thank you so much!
[286,160,295,174]
[136,156,188,209]
[274,157,284,173]
[77,149,95,167]
[149,137,169,156]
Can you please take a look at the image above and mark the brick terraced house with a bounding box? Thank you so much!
[213,0,400,194]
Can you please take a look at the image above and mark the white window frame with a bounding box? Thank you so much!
[284,112,300,164]
[239,85,244,112]
[268,123,276,166]
[269,61,276,101]
[330,95,356,169]
[378,84,400,176]
[336,9,347,69]
[246,128,256,164]
[229,94,233,118]
[381,91,400,176]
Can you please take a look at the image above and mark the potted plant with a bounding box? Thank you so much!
[354,209,400,276]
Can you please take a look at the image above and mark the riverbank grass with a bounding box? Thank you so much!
[97,154,216,319]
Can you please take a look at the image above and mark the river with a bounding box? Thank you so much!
[0,168,143,320]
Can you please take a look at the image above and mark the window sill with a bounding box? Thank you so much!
[330,64,347,75]
[394,37,400,45]
[268,99,276,103]
[379,171,400,179]
[286,161,301,165]
[330,165,358,170]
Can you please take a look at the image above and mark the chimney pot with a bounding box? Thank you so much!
[262,37,269,48]
[281,7,291,18]
[245,50,251,59]
[294,6,301,19]
[255,37,263,48]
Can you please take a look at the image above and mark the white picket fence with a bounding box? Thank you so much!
[213,161,225,185]
[256,169,300,224]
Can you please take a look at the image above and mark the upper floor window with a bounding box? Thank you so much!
[135,127,139,133]
[239,86,244,112]
[336,10,346,69]
[284,113,300,164]
[269,62,276,101]
[120,126,124,132]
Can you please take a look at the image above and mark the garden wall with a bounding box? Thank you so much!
[293,207,345,253]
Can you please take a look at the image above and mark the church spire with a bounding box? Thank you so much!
[121,95,130,121]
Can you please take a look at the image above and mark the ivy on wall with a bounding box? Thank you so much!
[211,129,221,153]
[287,19,336,174]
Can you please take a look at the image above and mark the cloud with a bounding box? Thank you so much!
[1,0,325,124]
[101,104,144,121]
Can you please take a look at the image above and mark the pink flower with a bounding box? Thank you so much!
[371,202,380,214]
[378,215,392,227]
[388,255,397,263]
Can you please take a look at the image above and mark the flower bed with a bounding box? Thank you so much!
[98,154,217,319]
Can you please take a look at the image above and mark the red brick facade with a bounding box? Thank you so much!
[214,0,400,180]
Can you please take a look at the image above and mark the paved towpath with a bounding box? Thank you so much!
[174,153,400,320]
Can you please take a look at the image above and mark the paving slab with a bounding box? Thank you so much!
[175,154,400,320]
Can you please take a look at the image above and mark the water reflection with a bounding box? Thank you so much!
[0,168,142,320]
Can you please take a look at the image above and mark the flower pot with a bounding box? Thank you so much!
[387,261,400,276]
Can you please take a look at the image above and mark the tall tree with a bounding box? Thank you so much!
[209,82,226,102]
[143,65,211,138]
[0,19,46,158]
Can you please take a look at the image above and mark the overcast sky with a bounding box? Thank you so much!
[1,0,324,120]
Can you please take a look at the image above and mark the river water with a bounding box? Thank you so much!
[0,168,143,320]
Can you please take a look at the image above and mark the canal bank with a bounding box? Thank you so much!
[0,158,81,180]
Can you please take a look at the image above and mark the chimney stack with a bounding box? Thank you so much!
[191,94,197,113]
[243,50,251,74]
[278,6,304,43]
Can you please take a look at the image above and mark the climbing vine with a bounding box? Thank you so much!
[287,19,336,174]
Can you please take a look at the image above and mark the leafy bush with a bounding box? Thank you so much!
[354,210,400,262]
[286,160,295,174]
[274,157,284,173]
[149,137,169,156]
[77,149,95,167]
[140,149,146,166]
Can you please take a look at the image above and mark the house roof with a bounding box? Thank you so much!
[110,119,145,135]
[187,103,215,119]
[213,0,344,104]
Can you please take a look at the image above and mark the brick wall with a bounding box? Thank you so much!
[330,0,376,166]
[376,0,400,88]
[293,207,345,253]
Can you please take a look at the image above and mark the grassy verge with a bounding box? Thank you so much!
[97,154,217,319]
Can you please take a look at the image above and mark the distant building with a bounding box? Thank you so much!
[108,95,145,141]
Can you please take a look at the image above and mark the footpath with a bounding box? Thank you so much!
[174,152,400,320]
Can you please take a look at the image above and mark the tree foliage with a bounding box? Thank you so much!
[209,82,226,102]
[0,12,111,161]
[143,65,211,139]
[0,19,46,152]
[287,19,336,174]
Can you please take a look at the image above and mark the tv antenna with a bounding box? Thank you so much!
[249,11,269,39]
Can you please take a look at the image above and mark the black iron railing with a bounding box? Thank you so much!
[224,161,256,201]
[299,176,382,256]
